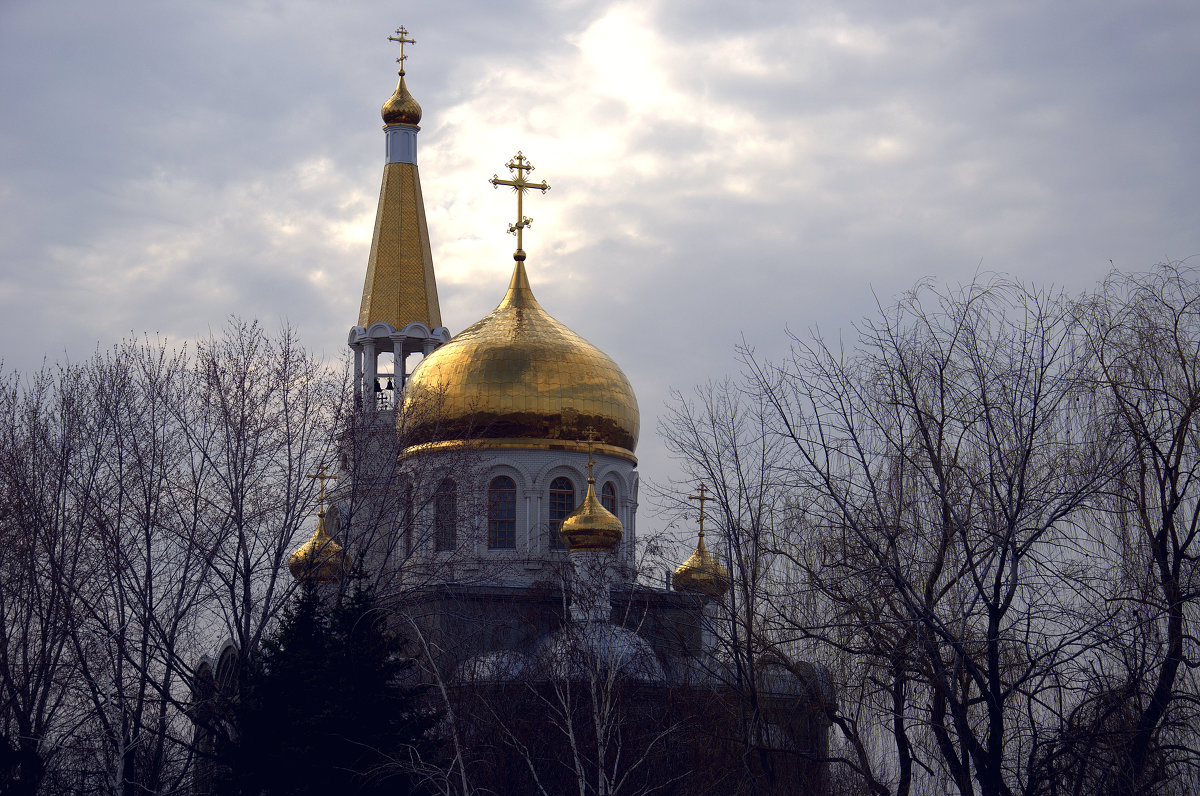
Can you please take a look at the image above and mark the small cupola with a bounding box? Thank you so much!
[560,443,624,552]
[288,466,347,584]
[673,484,730,599]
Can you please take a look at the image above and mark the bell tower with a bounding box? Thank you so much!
[348,26,450,417]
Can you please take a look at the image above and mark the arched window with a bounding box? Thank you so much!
[601,481,618,515]
[488,476,517,549]
[402,483,414,555]
[215,645,239,695]
[549,477,575,550]
[435,478,457,552]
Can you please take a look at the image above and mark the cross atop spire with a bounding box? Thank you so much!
[308,464,339,513]
[490,151,550,262]
[388,26,415,75]
[687,483,711,538]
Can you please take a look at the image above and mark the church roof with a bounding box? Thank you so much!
[399,259,640,456]
[673,531,730,599]
[381,73,422,126]
[288,511,347,584]
[561,450,624,552]
[357,35,441,332]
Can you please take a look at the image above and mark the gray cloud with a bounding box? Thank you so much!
[3,0,1198,542]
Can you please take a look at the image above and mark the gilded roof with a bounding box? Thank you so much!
[400,261,640,453]
[561,478,623,552]
[358,161,442,329]
[288,512,347,584]
[382,74,422,126]
[673,533,730,599]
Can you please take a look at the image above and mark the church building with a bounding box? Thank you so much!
[287,24,711,665]
[279,27,831,794]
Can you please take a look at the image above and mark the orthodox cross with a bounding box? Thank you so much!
[308,464,338,511]
[490,151,550,261]
[388,26,415,75]
[582,425,599,479]
[687,483,711,538]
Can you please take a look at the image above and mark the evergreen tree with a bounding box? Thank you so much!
[217,583,434,795]
[0,732,42,796]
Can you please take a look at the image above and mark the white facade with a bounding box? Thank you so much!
[393,446,639,588]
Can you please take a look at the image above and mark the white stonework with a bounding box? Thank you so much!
[348,320,450,412]
[392,445,638,589]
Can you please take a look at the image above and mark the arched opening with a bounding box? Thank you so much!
[375,351,397,410]
[435,478,457,552]
[402,482,414,555]
[601,480,618,515]
[488,476,517,549]
[549,476,575,550]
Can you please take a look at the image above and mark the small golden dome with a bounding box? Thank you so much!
[674,532,730,599]
[288,512,347,584]
[401,260,640,454]
[381,73,422,126]
[561,478,623,552]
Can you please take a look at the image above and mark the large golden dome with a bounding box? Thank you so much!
[401,260,640,456]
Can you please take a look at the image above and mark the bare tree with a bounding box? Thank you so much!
[661,278,1133,795]
[55,341,205,793]
[657,380,829,792]
[0,365,91,794]
[184,320,341,659]
[762,280,1125,796]
[0,321,344,793]
[1073,262,1200,794]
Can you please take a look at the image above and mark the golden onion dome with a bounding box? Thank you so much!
[673,532,730,599]
[400,260,640,456]
[561,477,623,552]
[381,73,422,126]
[288,511,347,584]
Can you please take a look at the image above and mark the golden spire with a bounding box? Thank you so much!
[490,152,550,262]
[360,26,441,330]
[288,465,347,584]
[673,483,730,599]
[560,428,623,552]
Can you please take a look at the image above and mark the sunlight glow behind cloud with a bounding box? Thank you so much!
[1,0,1198,538]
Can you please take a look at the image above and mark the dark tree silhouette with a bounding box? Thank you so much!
[218,584,435,795]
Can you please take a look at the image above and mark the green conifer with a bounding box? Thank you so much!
[217,584,434,795]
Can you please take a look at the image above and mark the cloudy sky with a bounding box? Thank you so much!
[3,0,1199,539]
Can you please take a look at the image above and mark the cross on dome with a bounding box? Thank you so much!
[490,151,550,262]
[388,26,416,75]
[687,483,711,538]
[675,483,730,599]
[307,464,339,512]
[582,425,599,481]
